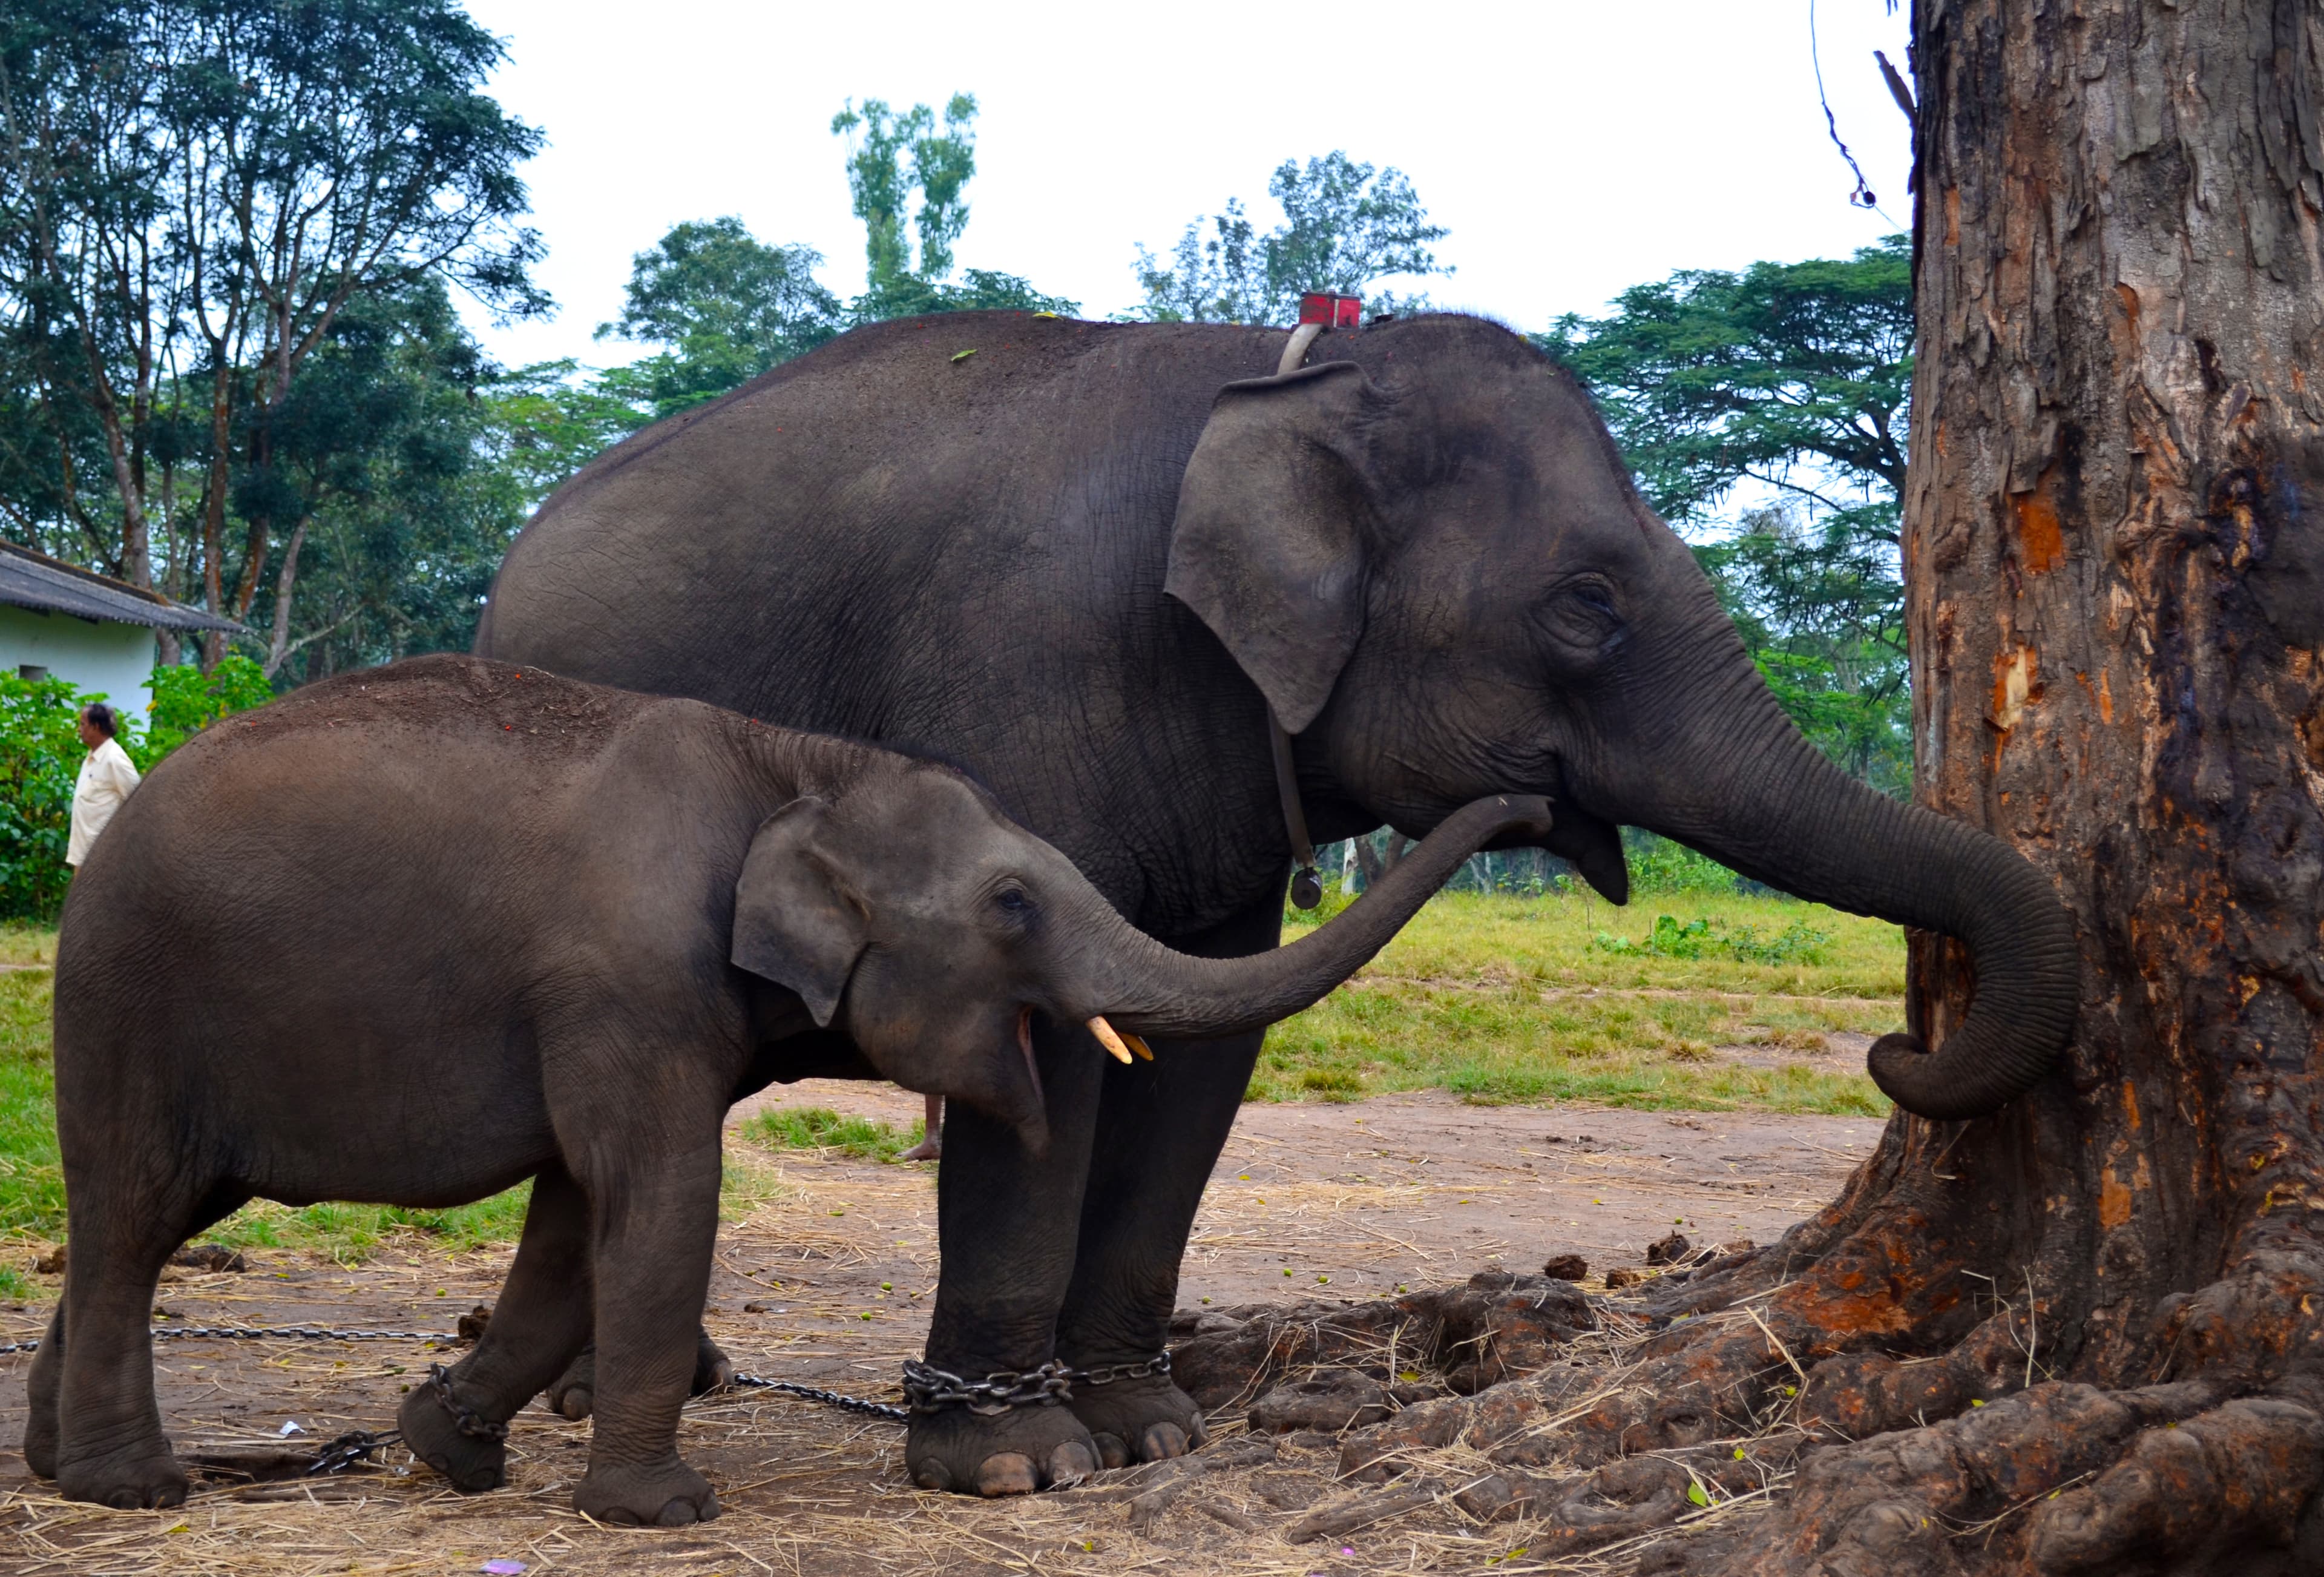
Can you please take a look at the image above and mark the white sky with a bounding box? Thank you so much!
[456,0,1914,372]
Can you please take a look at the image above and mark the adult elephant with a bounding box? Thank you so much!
[478,312,2077,1495]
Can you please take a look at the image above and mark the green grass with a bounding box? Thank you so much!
[740,1105,924,1162]
[0,923,55,967]
[1268,887,1903,1114]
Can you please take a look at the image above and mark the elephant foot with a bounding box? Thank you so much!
[575,1455,720,1526]
[22,1403,57,1481]
[906,1404,1099,1496]
[398,1372,508,1492]
[57,1449,188,1510]
[1066,1375,1207,1469]
[546,1329,732,1421]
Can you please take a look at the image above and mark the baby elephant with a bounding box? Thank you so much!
[33,654,1546,1523]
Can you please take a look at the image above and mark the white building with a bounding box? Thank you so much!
[0,541,245,718]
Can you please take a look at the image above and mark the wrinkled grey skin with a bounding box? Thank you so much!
[479,312,2079,1495]
[28,654,1548,1519]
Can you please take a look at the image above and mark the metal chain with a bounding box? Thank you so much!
[901,1358,1075,1416]
[728,1371,907,1421]
[0,1324,459,1356]
[0,1322,1173,1438]
[1070,1351,1172,1389]
[305,1428,402,1477]
[426,1363,509,1441]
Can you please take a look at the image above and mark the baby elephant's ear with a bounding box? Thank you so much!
[732,797,867,1027]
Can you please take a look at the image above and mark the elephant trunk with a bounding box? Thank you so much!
[1071,794,1554,1042]
[1628,632,2079,1121]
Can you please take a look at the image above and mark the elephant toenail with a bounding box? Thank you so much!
[1143,1423,1189,1460]
[603,1507,642,1526]
[975,1452,1039,1497]
[912,1457,954,1492]
[559,1391,592,1421]
[657,1500,698,1527]
[1048,1441,1097,1485]
[1091,1432,1130,1470]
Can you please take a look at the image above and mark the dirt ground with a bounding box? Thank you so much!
[0,1087,1878,1575]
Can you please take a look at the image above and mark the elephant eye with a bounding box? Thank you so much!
[1533,576,1626,665]
[994,887,1031,914]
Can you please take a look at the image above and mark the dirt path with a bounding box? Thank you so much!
[0,1089,1875,1575]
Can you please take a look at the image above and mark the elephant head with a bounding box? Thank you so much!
[732,763,1552,1148]
[1164,318,2077,1121]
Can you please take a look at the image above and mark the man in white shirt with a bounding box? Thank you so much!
[67,702,141,868]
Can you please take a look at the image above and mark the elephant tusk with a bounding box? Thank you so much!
[1123,1032,1154,1061]
[1088,1016,1136,1064]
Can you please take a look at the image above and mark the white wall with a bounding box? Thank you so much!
[0,605,157,720]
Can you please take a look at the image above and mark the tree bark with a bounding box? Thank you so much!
[1332,5,2324,1570]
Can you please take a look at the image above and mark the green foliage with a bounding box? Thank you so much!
[741,1106,922,1162]
[0,662,270,918]
[1624,831,1747,895]
[0,0,546,668]
[1540,237,1912,522]
[1544,237,1913,794]
[141,655,272,762]
[592,217,842,423]
[1135,153,1448,324]
[0,674,93,920]
[1594,914,1832,966]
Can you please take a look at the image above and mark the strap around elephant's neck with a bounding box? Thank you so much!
[1271,323,1328,911]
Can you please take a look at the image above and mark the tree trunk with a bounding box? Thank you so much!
[1333,5,2324,1570]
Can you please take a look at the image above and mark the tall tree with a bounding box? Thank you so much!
[830,94,1072,322]
[592,217,840,423]
[1133,152,1448,325]
[1546,239,1915,789]
[0,0,545,667]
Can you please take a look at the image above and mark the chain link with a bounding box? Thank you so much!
[728,1372,908,1421]
[1070,1351,1172,1389]
[305,1428,402,1477]
[900,1358,1075,1416]
[426,1363,509,1440]
[0,1322,1173,1435]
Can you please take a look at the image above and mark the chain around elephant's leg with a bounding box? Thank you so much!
[401,1160,593,1491]
[906,1018,1106,1496]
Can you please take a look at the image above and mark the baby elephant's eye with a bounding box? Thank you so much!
[995,887,1031,914]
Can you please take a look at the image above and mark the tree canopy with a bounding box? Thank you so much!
[0,0,545,668]
[1134,153,1449,324]
[1543,237,1915,791]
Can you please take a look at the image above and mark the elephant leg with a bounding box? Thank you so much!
[905,1019,1106,1497]
[51,1176,204,1508]
[22,1300,64,1479]
[560,1078,727,1527]
[544,1326,734,1423]
[401,1161,594,1490]
[1053,892,1279,1467]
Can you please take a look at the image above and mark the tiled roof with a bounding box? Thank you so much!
[0,541,246,633]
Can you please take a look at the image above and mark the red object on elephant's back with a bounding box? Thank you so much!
[1298,292,1363,328]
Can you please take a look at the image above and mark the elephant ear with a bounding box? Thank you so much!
[1166,361,1380,733]
[731,797,867,1028]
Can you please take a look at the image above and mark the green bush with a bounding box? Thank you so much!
[0,674,107,921]
[0,659,272,920]
[1594,913,1832,966]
